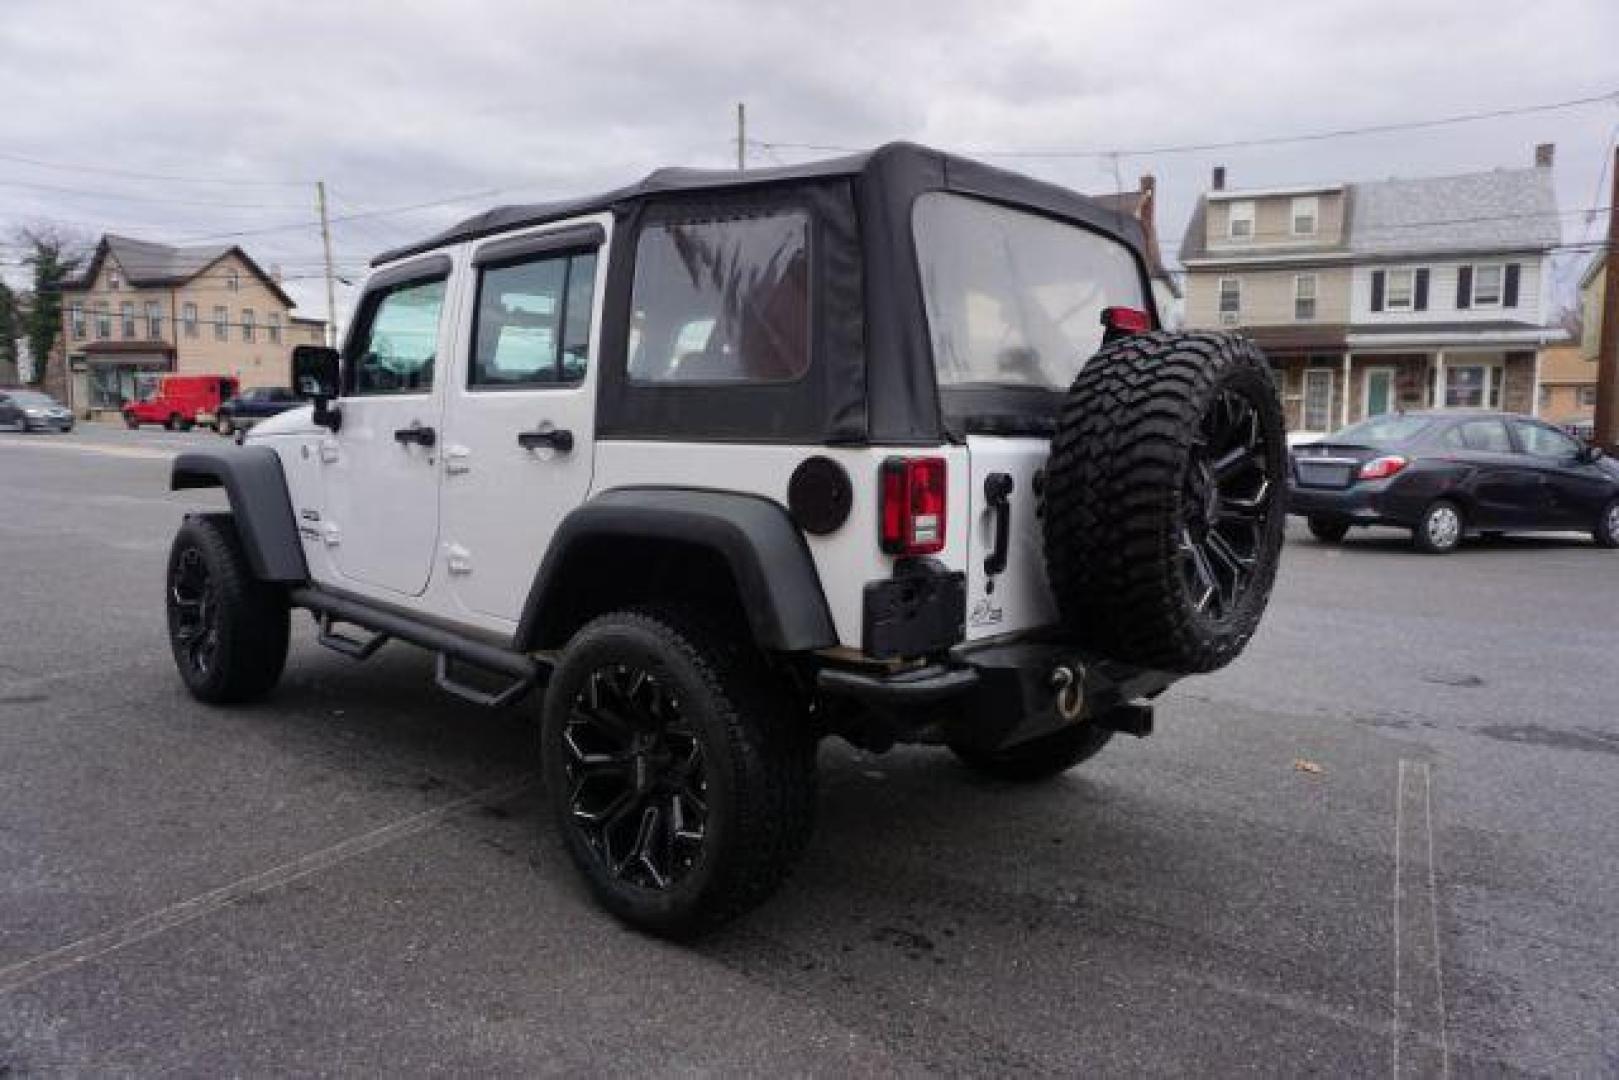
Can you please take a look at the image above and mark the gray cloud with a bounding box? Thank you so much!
[2,0,1614,324]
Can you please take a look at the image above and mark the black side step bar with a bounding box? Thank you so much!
[290,587,546,706]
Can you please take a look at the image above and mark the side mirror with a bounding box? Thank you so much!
[1583,444,1605,463]
[292,345,342,431]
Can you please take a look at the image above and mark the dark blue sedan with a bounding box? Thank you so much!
[1289,411,1619,553]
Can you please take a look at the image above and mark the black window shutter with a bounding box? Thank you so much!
[1456,266,1472,309]
[1414,268,1430,311]
[1371,270,1385,312]
[1503,263,1520,307]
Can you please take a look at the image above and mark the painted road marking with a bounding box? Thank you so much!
[1393,759,1449,1078]
[0,775,535,996]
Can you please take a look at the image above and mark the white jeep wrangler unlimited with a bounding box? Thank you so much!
[165,143,1286,936]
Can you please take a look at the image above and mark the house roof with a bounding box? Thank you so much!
[1178,164,1560,265]
[67,234,296,308]
[1351,167,1559,256]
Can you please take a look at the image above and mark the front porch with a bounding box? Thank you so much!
[1273,348,1537,438]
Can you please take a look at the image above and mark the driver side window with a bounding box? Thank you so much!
[349,277,447,396]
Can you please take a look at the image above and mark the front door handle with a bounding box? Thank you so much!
[517,427,574,454]
[394,423,436,448]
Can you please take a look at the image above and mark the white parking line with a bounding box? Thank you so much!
[1392,760,1449,1078]
[0,775,535,996]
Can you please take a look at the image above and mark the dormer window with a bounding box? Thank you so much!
[1291,196,1318,236]
[1227,201,1255,239]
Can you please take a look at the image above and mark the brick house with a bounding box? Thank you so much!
[58,235,325,417]
[1535,343,1597,434]
[1179,148,1568,437]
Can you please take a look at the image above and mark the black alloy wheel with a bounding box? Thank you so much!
[541,608,815,937]
[169,545,221,680]
[562,664,709,892]
[1179,387,1276,623]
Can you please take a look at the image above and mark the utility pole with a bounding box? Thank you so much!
[736,102,746,172]
[1594,146,1619,452]
[315,180,338,348]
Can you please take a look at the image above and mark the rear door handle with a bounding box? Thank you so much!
[983,472,1014,576]
[517,427,573,453]
[394,423,436,448]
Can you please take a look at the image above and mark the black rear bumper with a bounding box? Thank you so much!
[815,637,1175,751]
[1287,479,1420,527]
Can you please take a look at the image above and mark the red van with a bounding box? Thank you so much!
[123,375,239,431]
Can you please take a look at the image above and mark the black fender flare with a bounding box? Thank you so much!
[170,447,308,583]
[516,487,837,653]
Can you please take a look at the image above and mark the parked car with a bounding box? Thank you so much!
[0,388,74,432]
[1289,410,1619,553]
[161,142,1289,936]
[124,375,239,431]
[215,386,302,440]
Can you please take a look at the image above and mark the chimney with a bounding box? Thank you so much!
[1212,165,1226,191]
[1535,143,1555,168]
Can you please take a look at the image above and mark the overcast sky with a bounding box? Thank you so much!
[2,0,1615,328]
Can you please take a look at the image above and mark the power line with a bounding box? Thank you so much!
[0,150,309,186]
[750,88,1619,160]
[0,177,308,209]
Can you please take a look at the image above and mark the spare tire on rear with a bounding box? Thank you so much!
[1042,331,1286,673]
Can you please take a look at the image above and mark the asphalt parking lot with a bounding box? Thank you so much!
[2,424,1617,1075]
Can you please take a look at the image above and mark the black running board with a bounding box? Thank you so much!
[290,587,546,707]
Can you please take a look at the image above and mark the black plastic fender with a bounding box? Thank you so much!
[516,487,838,653]
[170,447,308,583]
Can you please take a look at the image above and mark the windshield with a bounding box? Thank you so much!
[1328,414,1432,445]
[6,391,54,405]
[913,192,1146,390]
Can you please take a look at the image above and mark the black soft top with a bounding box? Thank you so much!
[373,141,1146,267]
[368,142,1154,445]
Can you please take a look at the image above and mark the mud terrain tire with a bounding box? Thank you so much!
[1042,331,1286,673]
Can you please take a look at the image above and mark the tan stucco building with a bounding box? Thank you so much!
[59,235,325,416]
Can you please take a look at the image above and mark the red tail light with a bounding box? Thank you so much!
[879,457,947,555]
[1358,455,1408,480]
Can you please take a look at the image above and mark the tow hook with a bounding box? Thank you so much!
[1050,664,1086,721]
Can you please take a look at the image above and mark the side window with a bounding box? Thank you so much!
[469,250,597,388]
[1511,419,1579,460]
[349,277,447,396]
[1450,419,1512,453]
[627,212,809,384]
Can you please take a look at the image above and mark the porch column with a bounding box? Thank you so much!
[1340,352,1353,429]
[1433,350,1445,409]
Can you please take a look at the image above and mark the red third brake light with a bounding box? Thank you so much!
[1101,306,1152,335]
[1358,455,1409,480]
[879,457,947,555]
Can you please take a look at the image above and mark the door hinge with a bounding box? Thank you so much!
[322,522,341,547]
[444,445,472,475]
[319,439,339,464]
[446,543,472,575]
